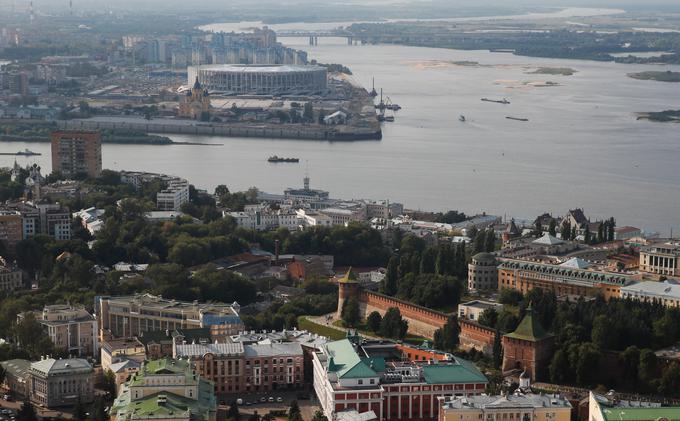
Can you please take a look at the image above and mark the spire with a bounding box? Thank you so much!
[193,76,201,90]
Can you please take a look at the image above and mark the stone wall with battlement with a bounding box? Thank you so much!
[459,319,496,356]
[357,290,448,338]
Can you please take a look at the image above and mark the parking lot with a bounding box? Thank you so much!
[218,391,320,420]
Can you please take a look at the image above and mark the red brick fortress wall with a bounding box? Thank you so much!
[357,291,447,338]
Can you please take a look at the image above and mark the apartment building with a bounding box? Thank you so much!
[0,259,24,292]
[0,210,23,250]
[96,293,242,340]
[50,130,102,178]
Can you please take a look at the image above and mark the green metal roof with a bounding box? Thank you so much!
[325,339,378,379]
[422,358,488,384]
[504,306,552,342]
[130,358,197,387]
[600,407,680,421]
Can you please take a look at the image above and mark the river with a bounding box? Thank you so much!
[3,17,680,234]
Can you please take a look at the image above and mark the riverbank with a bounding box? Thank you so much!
[57,116,382,141]
[628,71,680,82]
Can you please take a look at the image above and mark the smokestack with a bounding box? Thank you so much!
[274,239,280,264]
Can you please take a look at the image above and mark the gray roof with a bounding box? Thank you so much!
[244,342,303,358]
[175,342,244,358]
[532,233,564,246]
[442,393,572,410]
[1,359,31,380]
[498,259,632,287]
[560,257,591,269]
[30,358,93,376]
[621,281,680,300]
[109,359,141,373]
[194,64,326,74]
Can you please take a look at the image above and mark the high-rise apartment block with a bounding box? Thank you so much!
[51,130,102,178]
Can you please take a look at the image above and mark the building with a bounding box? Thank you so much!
[284,176,330,202]
[34,305,98,357]
[29,357,94,407]
[639,242,680,276]
[174,341,305,395]
[588,391,680,421]
[497,259,633,299]
[614,226,642,241]
[188,64,327,95]
[467,253,498,292]
[5,201,72,241]
[73,207,106,235]
[96,293,242,340]
[179,77,211,120]
[0,359,31,398]
[620,281,680,308]
[438,393,572,421]
[457,301,503,322]
[313,335,488,421]
[501,305,554,381]
[0,210,23,250]
[50,130,102,178]
[0,258,24,293]
[110,359,217,421]
[101,338,146,375]
[156,178,190,211]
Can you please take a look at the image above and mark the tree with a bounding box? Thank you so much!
[17,400,38,421]
[289,401,301,420]
[303,102,314,123]
[367,311,382,333]
[575,342,601,386]
[561,221,571,240]
[549,349,570,383]
[311,410,329,421]
[534,220,542,235]
[383,256,398,296]
[89,396,108,421]
[74,397,87,421]
[478,308,499,328]
[498,288,523,305]
[13,313,54,359]
[620,346,640,389]
[492,329,503,369]
[103,369,117,396]
[433,315,459,352]
[548,220,557,237]
[341,297,360,328]
[659,362,680,398]
[484,229,495,252]
[638,348,657,388]
[380,307,408,340]
[0,364,5,386]
[584,224,591,244]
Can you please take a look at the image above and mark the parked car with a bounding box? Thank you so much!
[276,397,283,403]
[236,398,243,405]
[268,397,274,403]
[259,397,266,403]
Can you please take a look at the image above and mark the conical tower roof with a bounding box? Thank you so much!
[504,303,552,342]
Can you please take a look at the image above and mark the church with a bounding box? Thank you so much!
[178,77,210,120]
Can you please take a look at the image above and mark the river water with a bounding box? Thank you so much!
[3,16,680,234]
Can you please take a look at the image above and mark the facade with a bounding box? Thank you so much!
[0,259,24,293]
[188,64,327,95]
[438,393,572,421]
[5,201,72,241]
[174,341,305,395]
[50,130,102,178]
[29,358,94,408]
[620,281,680,308]
[0,359,31,398]
[101,338,147,375]
[36,305,98,357]
[497,259,632,299]
[110,359,217,421]
[467,253,498,292]
[501,306,554,381]
[614,226,642,241]
[639,242,680,276]
[313,335,488,421]
[588,391,680,421]
[157,178,190,212]
[73,207,106,235]
[179,78,211,119]
[96,293,242,340]
[0,210,23,250]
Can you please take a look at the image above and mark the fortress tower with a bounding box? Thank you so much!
[336,268,359,318]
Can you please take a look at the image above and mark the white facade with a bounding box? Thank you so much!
[296,209,332,227]
[157,179,190,211]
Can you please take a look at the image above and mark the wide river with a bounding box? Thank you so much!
[4,17,680,234]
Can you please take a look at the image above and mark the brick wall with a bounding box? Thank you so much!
[357,291,447,338]
[459,319,496,356]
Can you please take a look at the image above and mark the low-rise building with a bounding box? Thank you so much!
[467,253,498,292]
[313,335,488,421]
[0,258,24,293]
[73,207,106,235]
[29,305,98,357]
[0,359,31,398]
[458,301,503,322]
[438,393,572,421]
[620,280,680,308]
[29,357,94,408]
[110,359,217,421]
[96,293,242,340]
[101,338,147,375]
[640,242,680,276]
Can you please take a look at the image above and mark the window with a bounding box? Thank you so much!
[358,379,363,385]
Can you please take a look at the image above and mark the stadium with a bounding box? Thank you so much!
[187,64,328,96]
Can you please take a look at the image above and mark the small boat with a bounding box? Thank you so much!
[506,116,529,122]
[386,104,402,111]
[459,115,466,122]
[481,98,510,104]
[268,156,300,163]
[16,149,41,156]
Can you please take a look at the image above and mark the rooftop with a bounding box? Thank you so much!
[504,306,552,342]
[194,64,326,73]
[174,342,245,358]
[441,393,572,411]
[498,259,632,287]
[30,358,92,377]
[621,281,680,300]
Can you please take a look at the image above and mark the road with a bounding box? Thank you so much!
[217,390,321,421]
